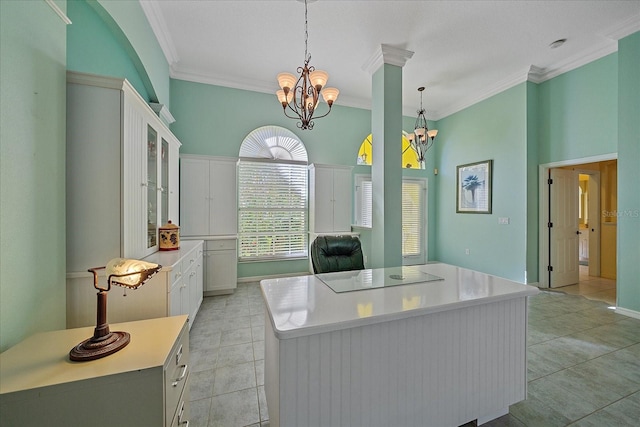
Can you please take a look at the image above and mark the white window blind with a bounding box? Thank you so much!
[355,176,426,261]
[402,181,423,257]
[238,160,308,260]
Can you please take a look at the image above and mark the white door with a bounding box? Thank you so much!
[549,168,579,287]
[587,172,601,277]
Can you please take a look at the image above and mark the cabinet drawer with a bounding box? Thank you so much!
[170,387,190,427]
[206,239,236,251]
[165,324,190,423]
[181,247,199,273]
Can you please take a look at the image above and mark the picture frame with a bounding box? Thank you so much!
[456,160,492,214]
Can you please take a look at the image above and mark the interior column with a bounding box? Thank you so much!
[364,45,413,268]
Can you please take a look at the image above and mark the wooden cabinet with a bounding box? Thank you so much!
[309,164,353,233]
[66,71,181,271]
[0,316,190,427]
[180,155,238,237]
[203,238,238,295]
[66,240,204,329]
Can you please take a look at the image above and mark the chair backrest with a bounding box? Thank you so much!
[310,235,365,274]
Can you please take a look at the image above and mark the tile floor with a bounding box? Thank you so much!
[188,280,640,427]
[559,265,617,306]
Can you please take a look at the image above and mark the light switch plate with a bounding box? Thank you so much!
[498,217,510,225]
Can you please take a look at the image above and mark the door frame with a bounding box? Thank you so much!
[538,153,617,288]
[576,168,601,277]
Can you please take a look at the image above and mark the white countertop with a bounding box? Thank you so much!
[260,263,539,339]
[142,239,202,270]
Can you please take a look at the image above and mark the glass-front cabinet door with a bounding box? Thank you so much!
[161,138,169,225]
[147,125,159,250]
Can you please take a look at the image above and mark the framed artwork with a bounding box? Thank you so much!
[456,160,492,213]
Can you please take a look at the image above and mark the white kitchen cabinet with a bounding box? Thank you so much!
[1,316,190,427]
[309,164,353,233]
[66,241,204,329]
[66,71,181,272]
[203,238,238,295]
[180,155,238,237]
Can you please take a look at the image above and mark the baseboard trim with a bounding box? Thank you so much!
[615,307,640,320]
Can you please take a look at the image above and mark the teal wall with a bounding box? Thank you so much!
[433,84,528,281]
[0,0,68,351]
[96,0,170,105]
[538,54,618,164]
[67,0,149,101]
[616,32,640,313]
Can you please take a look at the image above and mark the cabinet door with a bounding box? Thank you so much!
[209,160,238,235]
[312,166,335,233]
[146,124,160,252]
[205,250,237,292]
[332,167,353,232]
[167,138,180,224]
[180,159,210,236]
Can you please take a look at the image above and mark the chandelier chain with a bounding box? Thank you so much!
[304,0,310,62]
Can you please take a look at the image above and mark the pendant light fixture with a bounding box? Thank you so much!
[407,87,438,166]
[276,0,339,130]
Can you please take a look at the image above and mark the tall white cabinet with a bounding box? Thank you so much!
[180,155,238,294]
[66,72,198,327]
[309,163,353,233]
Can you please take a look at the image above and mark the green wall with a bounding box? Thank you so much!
[96,0,170,105]
[0,0,68,351]
[538,54,618,164]
[433,84,529,281]
[616,32,640,313]
[67,0,149,101]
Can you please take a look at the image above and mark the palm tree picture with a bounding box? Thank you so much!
[457,160,492,213]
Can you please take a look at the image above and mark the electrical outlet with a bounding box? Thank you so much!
[465,248,470,255]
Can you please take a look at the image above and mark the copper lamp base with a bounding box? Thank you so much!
[69,331,130,361]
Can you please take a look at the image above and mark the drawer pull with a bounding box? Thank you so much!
[175,344,183,365]
[172,364,188,387]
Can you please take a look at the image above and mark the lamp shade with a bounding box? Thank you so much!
[427,129,438,139]
[276,89,293,105]
[414,127,426,137]
[277,73,297,91]
[321,87,339,105]
[105,258,161,289]
[309,70,329,90]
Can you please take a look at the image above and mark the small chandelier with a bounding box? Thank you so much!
[407,87,438,165]
[276,0,339,130]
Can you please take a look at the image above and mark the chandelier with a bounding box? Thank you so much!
[407,87,438,165]
[276,0,339,130]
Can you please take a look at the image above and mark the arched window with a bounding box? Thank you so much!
[356,133,422,169]
[238,126,309,260]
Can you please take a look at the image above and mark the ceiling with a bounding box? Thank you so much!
[141,0,640,120]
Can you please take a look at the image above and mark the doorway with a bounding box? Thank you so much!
[538,155,618,301]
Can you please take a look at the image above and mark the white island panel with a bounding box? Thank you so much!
[261,263,539,427]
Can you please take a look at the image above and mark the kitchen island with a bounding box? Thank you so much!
[261,263,539,427]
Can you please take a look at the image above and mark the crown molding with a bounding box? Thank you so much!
[432,67,530,120]
[149,103,176,126]
[600,13,640,40]
[45,0,71,25]
[362,44,414,74]
[139,0,179,66]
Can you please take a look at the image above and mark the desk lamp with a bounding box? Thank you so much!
[69,258,162,361]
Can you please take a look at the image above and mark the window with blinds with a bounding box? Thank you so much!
[238,160,308,260]
[354,176,426,263]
